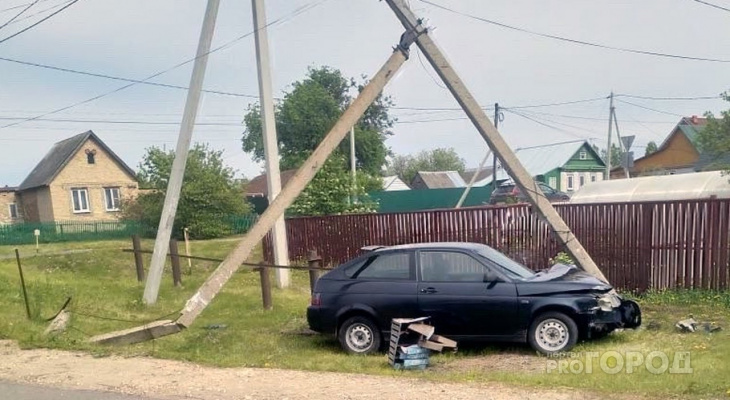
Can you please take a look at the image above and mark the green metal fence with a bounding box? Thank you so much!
[0,214,259,245]
[369,184,495,213]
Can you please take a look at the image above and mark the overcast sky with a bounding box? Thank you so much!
[1,0,728,185]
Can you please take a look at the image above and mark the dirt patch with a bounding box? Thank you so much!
[0,340,640,400]
[435,352,547,374]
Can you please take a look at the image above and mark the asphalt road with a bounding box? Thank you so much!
[0,381,159,400]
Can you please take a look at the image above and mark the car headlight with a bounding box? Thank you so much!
[597,293,621,312]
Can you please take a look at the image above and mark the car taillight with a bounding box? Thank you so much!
[311,292,321,306]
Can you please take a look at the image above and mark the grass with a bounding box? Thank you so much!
[1,238,729,398]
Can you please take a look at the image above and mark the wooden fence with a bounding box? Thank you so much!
[263,199,730,292]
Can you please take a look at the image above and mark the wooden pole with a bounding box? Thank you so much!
[170,239,182,287]
[259,263,272,310]
[183,227,192,274]
[14,249,31,319]
[132,235,145,282]
[308,250,322,293]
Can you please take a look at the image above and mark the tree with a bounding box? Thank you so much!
[696,91,730,171]
[123,144,250,239]
[288,155,378,216]
[242,66,394,175]
[387,147,466,184]
[644,141,658,156]
[595,144,621,168]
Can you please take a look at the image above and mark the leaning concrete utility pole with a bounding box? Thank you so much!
[384,0,608,283]
[252,0,290,288]
[143,0,221,305]
[605,91,615,180]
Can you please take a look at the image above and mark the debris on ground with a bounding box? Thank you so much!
[203,323,228,330]
[645,321,662,331]
[44,310,71,336]
[675,316,722,333]
[388,317,457,370]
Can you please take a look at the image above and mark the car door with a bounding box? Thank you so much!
[343,250,419,328]
[416,250,519,337]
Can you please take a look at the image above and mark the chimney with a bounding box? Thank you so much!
[691,115,699,124]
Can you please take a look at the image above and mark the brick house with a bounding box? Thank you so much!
[6,131,139,223]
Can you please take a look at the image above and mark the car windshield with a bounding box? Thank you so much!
[477,246,535,280]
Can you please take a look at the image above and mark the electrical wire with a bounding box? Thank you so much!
[614,99,684,117]
[0,0,39,31]
[0,0,327,130]
[693,0,730,13]
[0,0,80,44]
[0,116,242,125]
[418,0,730,63]
[1,0,67,26]
[504,108,600,141]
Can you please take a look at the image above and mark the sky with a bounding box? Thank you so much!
[1,0,729,185]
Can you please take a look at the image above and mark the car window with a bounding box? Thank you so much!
[538,183,555,194]
[477,247,535,280]
[347,252,412,280]
[419,251,491,282]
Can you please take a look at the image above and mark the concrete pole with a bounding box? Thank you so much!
[605,92,614,180]
[455,149,491,208]
[176,48,409,328]
[491,103,499,189]
[143,0,220,305]
[350,126,356,199]
[252,0,290,288]
[384,0,608,283]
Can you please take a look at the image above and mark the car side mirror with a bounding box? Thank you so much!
[483,272,502,283]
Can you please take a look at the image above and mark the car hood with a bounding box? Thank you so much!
[516,264,612,296]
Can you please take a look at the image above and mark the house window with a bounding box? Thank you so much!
[579,175,585,187]
[104,187,121,211]
[567,175,574,191]
[591,174,597,182]
[71,188,90,213]
[579,151,587,160]
[548,177,557,189]
[8,203,18,219]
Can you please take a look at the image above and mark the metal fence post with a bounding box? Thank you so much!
[169,239,182,287]
[259,262,272,310]
[308,249,322,293]
[131,235,145,282]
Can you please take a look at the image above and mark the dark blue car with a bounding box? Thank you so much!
[307,242,641,355]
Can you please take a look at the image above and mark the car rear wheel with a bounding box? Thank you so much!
[338,316,381,355]
[528,312,578,355]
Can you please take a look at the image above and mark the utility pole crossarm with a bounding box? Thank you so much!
[383,0,608,283]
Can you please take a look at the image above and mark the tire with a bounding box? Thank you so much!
[528,312,579,355]
[338,316,381,355]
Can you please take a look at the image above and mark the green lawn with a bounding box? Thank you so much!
[0,238,729,399]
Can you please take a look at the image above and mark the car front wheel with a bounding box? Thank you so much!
[338,316,381,355]
[528,312,578,355]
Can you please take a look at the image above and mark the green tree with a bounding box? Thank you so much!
[645,141,658,156]
[696,91,730,171]
[242,66,394,175]
[123,144,250,239]
[387,147,466,184]
[596,144,621,167]
[288,156,378,216]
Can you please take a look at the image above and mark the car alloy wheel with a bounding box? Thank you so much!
[536,318,569,350]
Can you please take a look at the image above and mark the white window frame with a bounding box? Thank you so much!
[579,151,587,160]
[104,187,121,211]
[567,175,574,191]
[71,188,90,213]
[8,203,18,219]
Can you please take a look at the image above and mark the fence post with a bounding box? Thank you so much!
[169,239,182,287]
[14,249,31,320]
[131,235,145,282]
[259,262,272,310]
[308,249,322,293]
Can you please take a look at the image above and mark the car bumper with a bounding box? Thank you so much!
[583,299,642,330]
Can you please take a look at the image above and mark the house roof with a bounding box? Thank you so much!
[659,115,707,151]
[476,140,599,184]
[382,175,410,191]
[0,185,18,193]
[18,131,137,191]
[460,167,493,183]
[245,169,298,197]
[413,171,466,189]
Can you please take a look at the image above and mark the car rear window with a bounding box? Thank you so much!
[345,252,412,280]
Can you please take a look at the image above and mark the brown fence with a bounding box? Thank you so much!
[264,199,730,292]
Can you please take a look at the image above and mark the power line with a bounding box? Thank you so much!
[0,0,51,14]
[0,0,79,44]
[0,116,242,125]
[616,93,721,101]
[614,99,684,117]
[0,0,39,31]
[693,0,730,13]
[3,0,75,27]
[0,0,327,130]
[419,0,730,63]
[506,97,607,109]
[504,108,599,141]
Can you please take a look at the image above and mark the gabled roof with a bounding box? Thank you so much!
[460,167,493,183]
[658,115,706,151]
[412,171,466,189]
[477,140,601,184]
[245,169,298,197]
[19,131,137,191]
[382,175,410,191]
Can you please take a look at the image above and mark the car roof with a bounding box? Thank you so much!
[373,242,489,252]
